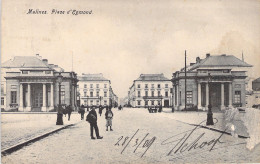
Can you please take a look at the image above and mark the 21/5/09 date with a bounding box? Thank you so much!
[114,129,156,158]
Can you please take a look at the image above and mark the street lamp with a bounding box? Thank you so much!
[206,73,214,125]
[56,72,64,125]
[99,96,102,106]
[171,88,174,113]
[86,95,89,111]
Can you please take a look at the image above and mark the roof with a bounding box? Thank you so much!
[189,54,252,71]
[135,74,170,81]
[253,77,260,83]
[2,56,50,68]
[78,73,110,81]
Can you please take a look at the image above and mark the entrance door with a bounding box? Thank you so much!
[164,100,169,107]
[209,83,221,110]
[35,92,43,107]
[32,84,43,111]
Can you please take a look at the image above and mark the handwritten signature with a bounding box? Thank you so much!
[115,119,246,159]
[114,129,156,158]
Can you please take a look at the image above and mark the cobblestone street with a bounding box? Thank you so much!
[1,113,81,150]
[1,108,260,163]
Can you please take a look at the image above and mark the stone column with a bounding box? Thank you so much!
[228,82,233,108]
[221,83,225,110]
[74,84,78,109]
[197,82,202,110]
[205,83,209,111]
[42,83,47,111]
[26,84,31,111]
[19,83,24,111]
[50,83,54,109]
[176,85,179,110]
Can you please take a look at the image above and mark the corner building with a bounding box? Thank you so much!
[172,54,252,111]
[128,74,172,108]
[1,54,78,112]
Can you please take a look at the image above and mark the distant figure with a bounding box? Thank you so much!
[79,104,85,120]
[105,107,114,131]
[67,105,73,121]
[98,105,103,116]
[86,107,103,139]
[86,105,89,112]
[118,105,121,110]
[63,105,68,117]
[158,105,162,113]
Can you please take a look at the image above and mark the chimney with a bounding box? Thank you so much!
[221,54,226,56]
[196,57,200,63]
[42,59,48,65]
[206,53,210,58]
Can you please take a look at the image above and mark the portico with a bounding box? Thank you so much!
[18,78,55,112]
[172,54,252,111]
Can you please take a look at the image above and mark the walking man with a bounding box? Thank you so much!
[67,105,73,121]
[105,107,113,131]
[98,105,103,116]
[86,107,103,139]
[79,104,85,120]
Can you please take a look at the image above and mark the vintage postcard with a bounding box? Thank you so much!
[1,0,260,163]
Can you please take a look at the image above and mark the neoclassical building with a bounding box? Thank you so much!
[77,73,118,107]
[172,54,252,111]
[128,74,172,108]
[1,54,78,112]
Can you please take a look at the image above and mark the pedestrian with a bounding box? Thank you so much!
[158,105,162,113]
[67,105,73,121]
[79,104,85,120]
[98,105,103,116]
[105,106,114,131]
[86,107,103,139]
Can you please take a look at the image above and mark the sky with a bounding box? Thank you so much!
[2,0,260,99]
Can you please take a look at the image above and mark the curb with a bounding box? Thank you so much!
[161,115,249,139]
[188,123,249,139]
[1,123,76,156]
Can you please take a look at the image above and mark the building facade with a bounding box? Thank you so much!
[128,74,172,108]
[172,54,252,111]
[1,54,78,112]
[77,73,118,107]
[246,77,260,108]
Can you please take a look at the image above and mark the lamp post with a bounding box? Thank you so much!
[99,96,102,106]
[172,88,174,113]
[56,72,64,125]
[206,73,214,125]
[86,95,89,111]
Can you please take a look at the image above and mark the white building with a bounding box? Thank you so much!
[77,73,117,107]
[128,74,172,108]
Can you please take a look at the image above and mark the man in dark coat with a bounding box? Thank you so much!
[98,105,103,116]
[86,107,103,139]
[67,105,73,121]
[79,104,85,120]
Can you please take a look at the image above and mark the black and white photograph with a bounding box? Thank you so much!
[1,0,260,163]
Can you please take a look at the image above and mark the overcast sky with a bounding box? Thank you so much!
[2,0,260,99]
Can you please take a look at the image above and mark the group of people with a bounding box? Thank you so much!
[80,105,114,140]
[147,105,163,113]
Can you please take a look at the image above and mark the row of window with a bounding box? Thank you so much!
[22,70,51,74]
[174,91,241,104]
[83,84,107,89]
[136,100,161,106]
[198,69,230,74]
[83,100,108,106]
[137,84,168,89]
[83,91,107,97]
[137,91,168,97]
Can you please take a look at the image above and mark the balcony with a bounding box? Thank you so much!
[143,96,163,99]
